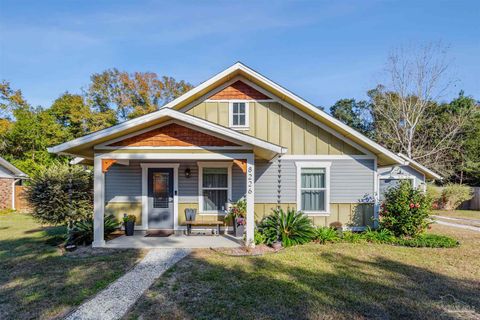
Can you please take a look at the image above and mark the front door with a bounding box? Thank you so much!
[148,168,174,229]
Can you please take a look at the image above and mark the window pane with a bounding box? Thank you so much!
[233,114,239,126]
[239,115,245,125]
[301,190,325,211]
[301,168,325,188]
[233,103,239,114]
[203,190,227,211]
[239,103,245,113]
[203,168,228,188]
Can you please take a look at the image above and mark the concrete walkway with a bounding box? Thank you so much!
[65,248,190,320]
[104,232,242,249]
[433,218,480,232]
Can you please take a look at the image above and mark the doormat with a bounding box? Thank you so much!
[145,230,173,237]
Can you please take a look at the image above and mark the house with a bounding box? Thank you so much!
[48,62,440,247]
[0,157,28,210]
[379,153,442,200]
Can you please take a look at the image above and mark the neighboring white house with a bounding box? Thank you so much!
[378,153,442,200]
[0,157,28,210]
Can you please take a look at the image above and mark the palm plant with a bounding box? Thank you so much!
[68,215,120,245]
[259,208,316,247]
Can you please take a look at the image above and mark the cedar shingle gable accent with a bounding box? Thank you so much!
[209,81,270,100]
[109,123,239,147]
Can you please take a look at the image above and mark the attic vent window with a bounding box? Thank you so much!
[229,102,249,129]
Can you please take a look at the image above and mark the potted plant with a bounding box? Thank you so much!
[227,199,246,237]
[123,214,136,236]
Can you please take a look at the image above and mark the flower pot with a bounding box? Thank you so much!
[234,217,245,237]
[124,221,135,236]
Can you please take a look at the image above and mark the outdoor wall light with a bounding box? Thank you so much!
[184,168,191,178]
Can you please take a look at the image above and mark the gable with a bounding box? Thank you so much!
[108,123,239,147]
[208,81,270,100]
[187,100,364,155]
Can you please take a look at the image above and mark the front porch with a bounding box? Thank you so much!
[93,152,258,248]
[105,232,242,249]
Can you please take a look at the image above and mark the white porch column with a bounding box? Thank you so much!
[92,156,106,247]
[245,154,255,247]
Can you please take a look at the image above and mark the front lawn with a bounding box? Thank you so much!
[126,225,480,320]
[0,211,144,319]
[433,209,480,220]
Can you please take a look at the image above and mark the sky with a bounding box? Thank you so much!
[0,0,479,109]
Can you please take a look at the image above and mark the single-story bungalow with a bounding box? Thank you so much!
[0,157,28,210]
[48,62,441,247]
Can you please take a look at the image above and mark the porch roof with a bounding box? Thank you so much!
[48,108,286,160]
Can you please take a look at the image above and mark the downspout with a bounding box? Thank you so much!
[12,179,19,210]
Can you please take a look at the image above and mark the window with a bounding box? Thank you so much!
[198,162,232,213]
[296,162,331,214]
[229,102,249,128]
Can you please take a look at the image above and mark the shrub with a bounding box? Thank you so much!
[362,228,395,243]
[67,215,120,245]
[394,234,459,248]
[315,227,339,244]
[25,163,93,226]
[426,184,442,209]
[254,228,266,245]
[441,184,473,210]
[258,208,316,247]
[380,180,432,237]
[341,231,365,243]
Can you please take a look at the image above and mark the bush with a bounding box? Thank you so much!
[315,227,339,244]
[426,184,442,209]
[394,234,459,248]
[25,163,93,226]
[67,215,120,245]
[258,208,316,247]
[341,231,365,243]
[441,184,473,210]
[380,180,431,237]
[254,228,266,245]
[362,228,395,243]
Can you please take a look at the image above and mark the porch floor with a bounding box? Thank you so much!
[104,231,243,249]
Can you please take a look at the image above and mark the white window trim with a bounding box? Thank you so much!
[198,161,233,215]
[228,101,249,129]
[295,161,331,216]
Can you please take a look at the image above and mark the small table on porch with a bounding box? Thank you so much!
[185,220,223,236]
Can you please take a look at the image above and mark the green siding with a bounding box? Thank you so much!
[187,101,364,155]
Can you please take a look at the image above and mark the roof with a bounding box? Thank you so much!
[398,154,442,180]
[48,108,286,160]
[0,157,28,178]
[48,62,406,165]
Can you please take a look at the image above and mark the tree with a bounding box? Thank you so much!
[25,163,93,226]
[0,82,68,174]
[371,43,474,175]
[86,69,193,121]
[330,98,374,138]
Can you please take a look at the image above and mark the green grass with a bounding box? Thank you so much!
[433,209,480,220]
[126,225,480,320]
[0,212,144,319]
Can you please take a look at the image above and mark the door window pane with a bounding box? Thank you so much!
[153,172,169,208]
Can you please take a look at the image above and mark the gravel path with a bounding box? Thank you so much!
[65,248,190,320]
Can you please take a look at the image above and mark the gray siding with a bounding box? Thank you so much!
[105,160,246,204]
[378,165,425,187]
[255,158,375,204]
[232,164,246,201]
[105,164,142,202]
